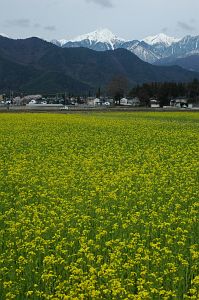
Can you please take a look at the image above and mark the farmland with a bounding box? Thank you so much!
[0,112,199,299]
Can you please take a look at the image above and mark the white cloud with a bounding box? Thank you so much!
[5,19,30,28]
[44,25,56,31]
[177,21,195,32]
[86,0,113,8]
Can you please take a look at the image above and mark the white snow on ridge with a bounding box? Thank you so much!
[56,30,182,48]
[71,28,125,43]
[58,39,68,46]
[0,33,9,38]
[58,29,125,47]
[142,33,180,46]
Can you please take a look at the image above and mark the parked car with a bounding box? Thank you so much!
[60,106,69,110]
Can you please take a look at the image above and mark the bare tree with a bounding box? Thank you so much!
[107,76,129,105]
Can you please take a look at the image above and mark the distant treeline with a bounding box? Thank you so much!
[129,79,199,106]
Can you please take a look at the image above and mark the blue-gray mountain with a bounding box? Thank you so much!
[1,35,199,94]
[52,29,199,65]
[154,55,199,73]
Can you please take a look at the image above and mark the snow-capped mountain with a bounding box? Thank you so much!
[52,29,184,62]
[71,28,125,44]
[53,29,125,51]
[154,35,199,68]
[142,33,180,46]
[51,29,199,64]
[163,35,199,57]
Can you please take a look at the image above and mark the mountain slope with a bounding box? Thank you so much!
[0,53,39,91]
[164,35,199,58]
[154,54,199,73]
[0,52,91,93]
[1,36,199,94]
[0,36,92,93]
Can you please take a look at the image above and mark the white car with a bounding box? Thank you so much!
[60,106,69,110]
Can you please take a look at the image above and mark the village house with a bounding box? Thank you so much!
[87,97,100,106]
[170,98,189,108]
[150,99,160,108]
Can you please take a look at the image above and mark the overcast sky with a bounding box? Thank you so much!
[1,0,199,40]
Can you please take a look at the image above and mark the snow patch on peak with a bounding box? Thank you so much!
[71,28,123,43]
[57,28,125,49]
[58,39,68,47]
[70,28,125,44]
[142,33,180,46]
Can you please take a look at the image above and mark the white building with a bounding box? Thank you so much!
[93,98,101,106]
[87,98,102,106]
[170,98,188,108]
[120,98,128,105]
[150,99,160,108]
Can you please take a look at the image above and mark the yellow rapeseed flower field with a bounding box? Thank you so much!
[0,112,198,299]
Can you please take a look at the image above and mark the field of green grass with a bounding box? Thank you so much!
[0,112,199,299]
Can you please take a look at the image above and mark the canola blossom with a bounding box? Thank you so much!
[0,112,199,299]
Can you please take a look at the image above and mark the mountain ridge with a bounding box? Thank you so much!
[51,29,199,64]
[1,36,199,94]
[2,30,199,65]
